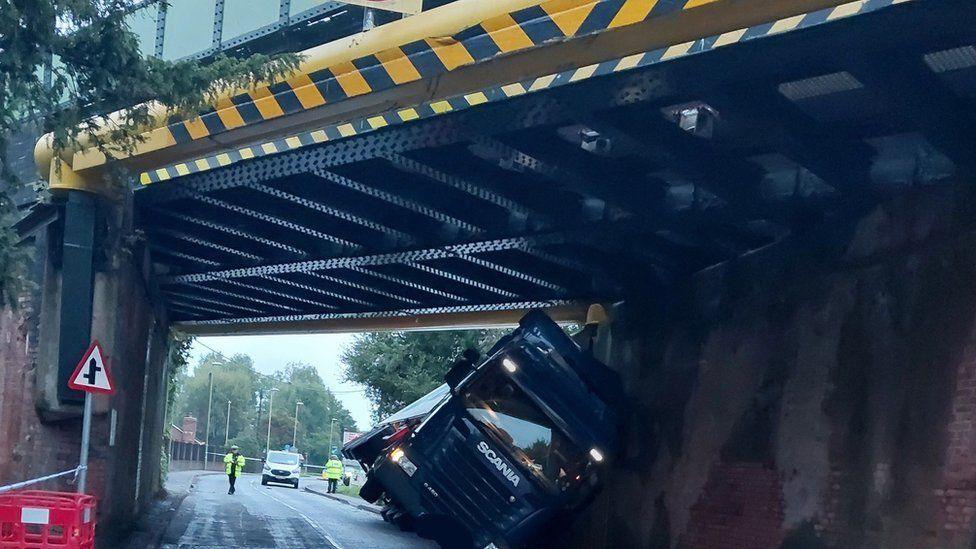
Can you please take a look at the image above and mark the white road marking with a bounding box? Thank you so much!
[249,478,345,549]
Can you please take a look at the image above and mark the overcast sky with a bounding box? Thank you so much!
[187,333,375,430]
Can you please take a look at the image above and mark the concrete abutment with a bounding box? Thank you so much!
[569,185,976,548]
[0,187,171,540]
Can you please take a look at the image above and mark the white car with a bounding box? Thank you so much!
[261,451,302,489]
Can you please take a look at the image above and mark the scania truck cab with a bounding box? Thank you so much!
[350,310,622,548]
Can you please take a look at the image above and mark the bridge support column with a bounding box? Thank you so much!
[1,177,172,541]
[56,191,96,406]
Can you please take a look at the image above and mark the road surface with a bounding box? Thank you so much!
[161,473,436,548]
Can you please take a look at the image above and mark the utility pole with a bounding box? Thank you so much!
[256,389,264,434]
[203,372,213,470]
[266,387,278,453]
[224,400,231,446]
[328,418,337,456]
[292,401,304,449]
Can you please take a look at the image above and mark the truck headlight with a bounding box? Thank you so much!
[389,448,417,477]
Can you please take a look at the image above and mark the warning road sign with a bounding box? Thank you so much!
[68,341,115,395]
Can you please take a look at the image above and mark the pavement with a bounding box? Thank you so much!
[109,470,224,549]
[157,472,436,549]
[303,483,380,515]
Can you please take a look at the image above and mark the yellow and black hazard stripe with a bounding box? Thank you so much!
[142,0,907,185]
[162,0,732,146]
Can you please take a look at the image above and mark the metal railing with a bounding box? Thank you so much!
[0,466,87,494]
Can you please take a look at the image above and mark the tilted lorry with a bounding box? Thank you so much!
[343,310,623,548]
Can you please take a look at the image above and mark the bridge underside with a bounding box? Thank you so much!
[135,0,976,334]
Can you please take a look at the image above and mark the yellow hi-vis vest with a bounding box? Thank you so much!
[224,452,245,476]
[325,459,343,480]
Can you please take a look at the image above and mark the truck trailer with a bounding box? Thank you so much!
[343,310,623,548]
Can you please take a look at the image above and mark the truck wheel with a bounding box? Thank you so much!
[359,477,383,503]
[380,504,393,522]
[261,476,268,486]
[391,510,414,532]
[293,480,300,489]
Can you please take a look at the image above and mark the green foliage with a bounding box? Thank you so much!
[0,0,301,306]
[0,215,32,309]
[160,329,193,488]
[175,353,356,466]
[342,329,506,422]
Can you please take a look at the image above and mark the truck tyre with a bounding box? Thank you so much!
[261,476,268,486]
[359,477,383,503]
[391,510,413,532]
[293,480,300,489]
[380,504,394,522]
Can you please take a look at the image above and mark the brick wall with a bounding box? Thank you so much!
[0,300,81,493]
[936,339,976,547]
[679,463,785,549]
[0,208,172,539]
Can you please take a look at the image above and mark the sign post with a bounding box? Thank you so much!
[68,341,115,493]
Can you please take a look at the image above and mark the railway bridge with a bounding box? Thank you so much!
[8,0,976,546]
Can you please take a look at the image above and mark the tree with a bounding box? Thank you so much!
[342,329,506,422]
[266,364,357,464]
[175,352,260,448]
[0,0,300,306]
[175,355,357,465]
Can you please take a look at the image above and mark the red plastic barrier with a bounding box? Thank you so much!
[0,491,95,548]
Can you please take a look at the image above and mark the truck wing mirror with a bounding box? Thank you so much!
[445,349,480,391]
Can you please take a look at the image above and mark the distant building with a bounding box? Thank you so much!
[170,416,204,445]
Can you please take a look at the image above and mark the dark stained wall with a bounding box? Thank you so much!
[568,185,976,549]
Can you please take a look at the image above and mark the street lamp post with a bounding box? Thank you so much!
[328,418,338,456]
[224,400,231,445]
[265,387,278,453]
[292,401,304,449]
[203,372,214,470]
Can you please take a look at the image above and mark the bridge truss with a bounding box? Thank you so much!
[134,0,976,332]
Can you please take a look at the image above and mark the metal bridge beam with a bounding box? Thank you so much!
[184,190,362,252]
[847,52,976,175]
[260,274,380,309]
[179,281,306,313]
[310,168,487,237]
[149,228,265,263]
[305,272,423,306]
[698,84,875,195]
[152,210,308,258]
[241,181,417,247]
[174,302,591,336]
[346,266,469,303]
[158,231,582,284]
[464,134,621,221]
[161,290,270,316]
[383,152,540,230]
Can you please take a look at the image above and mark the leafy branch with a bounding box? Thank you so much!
[0,0,302,305]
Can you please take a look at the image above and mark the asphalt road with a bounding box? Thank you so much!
[160,473,436,549]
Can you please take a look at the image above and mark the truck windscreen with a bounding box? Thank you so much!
[462,367,586,493]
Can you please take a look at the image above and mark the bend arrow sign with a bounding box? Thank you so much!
[68,341,116,395]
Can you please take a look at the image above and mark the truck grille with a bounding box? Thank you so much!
[271,469,290,476]
[420,432,527,541]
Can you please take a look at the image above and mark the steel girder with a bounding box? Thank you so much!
[135,0,976,327]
